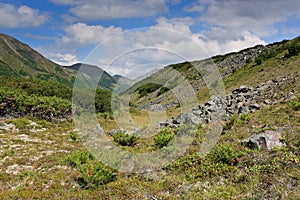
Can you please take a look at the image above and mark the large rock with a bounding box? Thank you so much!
[242,130,285,150]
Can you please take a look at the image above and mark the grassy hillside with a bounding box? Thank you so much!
[0,91,299,199]
[0,35,299,199]
[127,36,300,110]
[0,33,76,86]
[0,33,117,90]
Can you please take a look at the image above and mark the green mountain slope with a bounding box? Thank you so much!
[0,33,76,86]
[0,34,299,199]
[63,63,117,90]
[0,33,117,90]
[126,36,300,110]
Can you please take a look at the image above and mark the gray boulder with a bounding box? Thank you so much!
[242,130,285,150]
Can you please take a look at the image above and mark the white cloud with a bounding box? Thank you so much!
[50,0,169,20]
[46,13,266,78]
[0,3,47,28]
[46,52,79,66]
[187,0,300,39]
[73,18,265,78]
[62,23,123,45]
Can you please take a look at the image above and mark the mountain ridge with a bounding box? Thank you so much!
[0,33,116,89]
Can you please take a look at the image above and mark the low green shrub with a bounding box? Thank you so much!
[65,150,116,188]
[78,160,117,189]
[65,150,94,167]
[153,128,175,148]
[69,131,81,143]
[289,100,300,111]
[112,131,138,146]
[210,144,244,165]
[6,118,31,129]
[36,120,53,128]
[240,113,251,122]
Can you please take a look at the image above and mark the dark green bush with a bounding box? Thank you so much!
[69,131,81,143]
[210,144,244,165]
[153,128,175,148]
[137,83,162,98]
[112,131,138,146]
[157,86,170,96]
[65,150,116,188]
[95,88,113,113]
[78,160,117,189]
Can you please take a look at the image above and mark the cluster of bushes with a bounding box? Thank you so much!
[0,77,72,100]
[0,77,115,120]
[157,86,170,97]
[169,61,192,73]
[0,86,71,120]
[254,37,300,65]
[65,150,116,188]
[165,144,245,178]
[137,83,162,98]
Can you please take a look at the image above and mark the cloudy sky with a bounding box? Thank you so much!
[1,0,300,77]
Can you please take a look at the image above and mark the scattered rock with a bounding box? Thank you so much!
[159,73,299,129]
[94,124,104,136]
[242,130,285,150]
[250,103,261,110]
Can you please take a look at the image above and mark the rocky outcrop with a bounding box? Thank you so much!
[216,45,267,77]
[138,45,271,111]
[160,72,299,128]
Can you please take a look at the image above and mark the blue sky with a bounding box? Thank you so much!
[1,0,300,77]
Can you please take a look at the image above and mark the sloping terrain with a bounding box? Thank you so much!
[0,33,75,86]
[0,33,116,90]
[127,37,298,112]
[0,34,299,199]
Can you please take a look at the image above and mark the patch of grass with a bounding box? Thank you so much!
[223,113,239,131]
[36,119,53,128]
[69,131,81,143]
[6,118,31,129]
[289,99,300,111]
[1,149,15,158]
[240,113,251,122]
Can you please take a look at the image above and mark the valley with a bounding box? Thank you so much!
[0,33,299,199]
